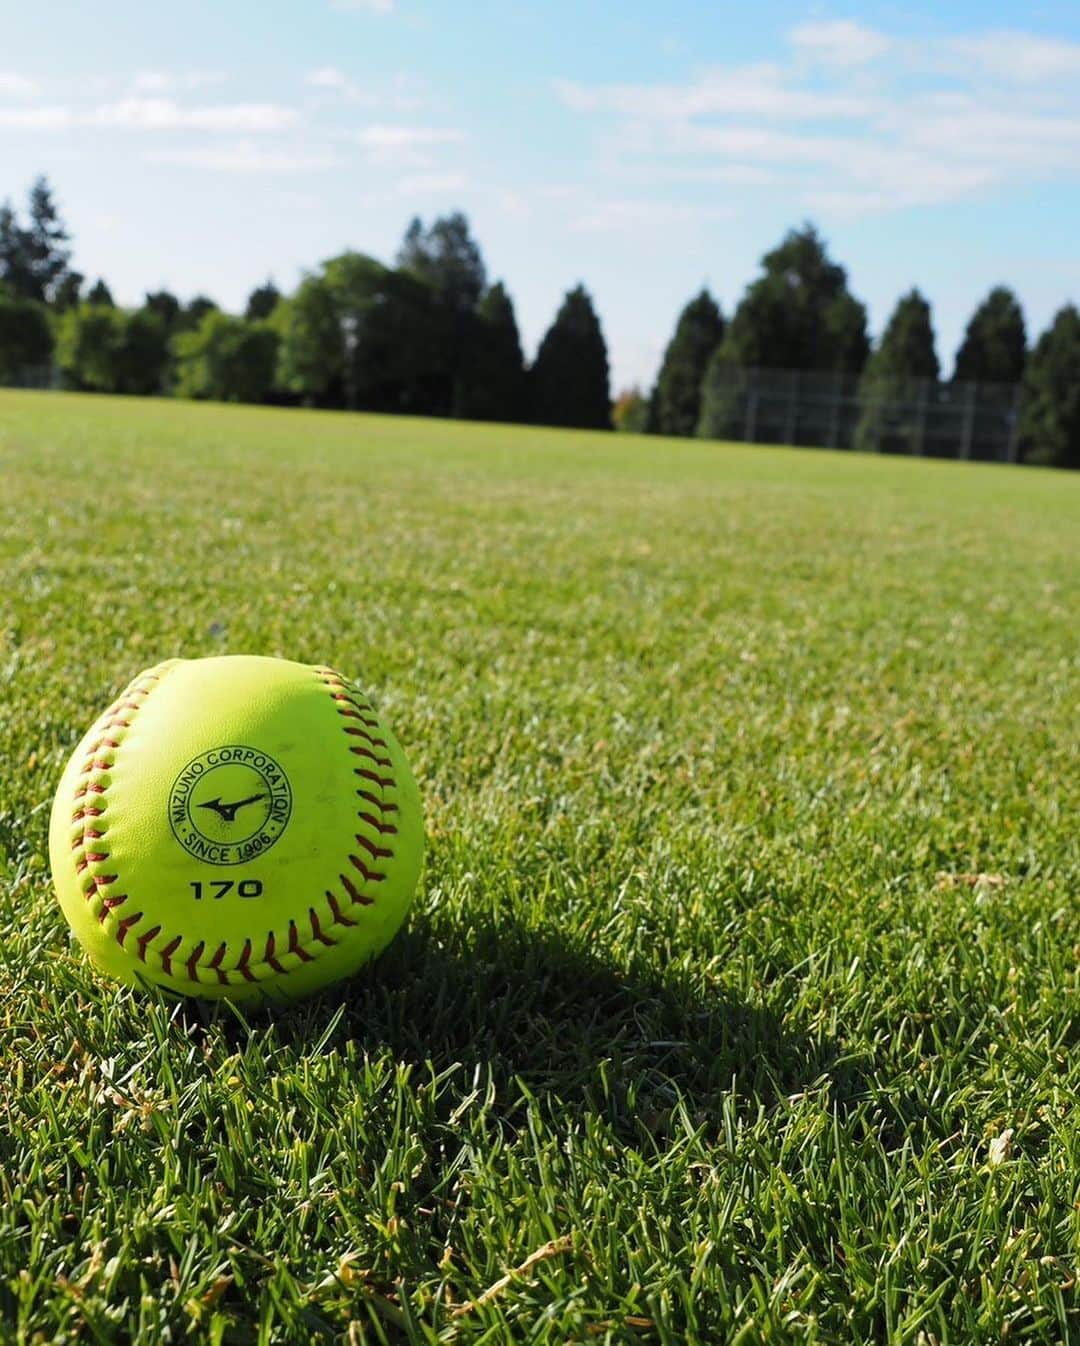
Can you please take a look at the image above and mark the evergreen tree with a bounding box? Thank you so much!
[0,203,29,297]
[1018,305,1080,469]
[182,295,218,330]
[697,351,750,441]
[724,223,869,374]
[86,278,114,307]
[23,177,72,303]
[0,178,73,303]
[245,279,281,322]
[145,290,182,332]
[855,289,940,453]
[52,271,83,311]
[397,212,486,315]
[953,287,1027,384]
[530,284,611,430]
[454,281,526,421]
[649,289,724,436]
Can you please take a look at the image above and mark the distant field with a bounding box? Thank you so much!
[0,390,1078,1344]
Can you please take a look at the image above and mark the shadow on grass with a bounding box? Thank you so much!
[199,914,857,1134]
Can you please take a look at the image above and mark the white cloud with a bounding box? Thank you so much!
[0,72,38,97]
[147,141,340,173]
[557,22,1080,218]
[950,31,1080,83]
[555,65,870,122]
[91,99,297,132]
[131,70,226,93]
[0,105,71,129]
[331,0,394,11]
[305,68,426,110]
[571,198,735,233]
[0,98,298,135]
[354,123,464,147]
[789,20,890,67]
[305,66,350,90]
[398,171,468,194]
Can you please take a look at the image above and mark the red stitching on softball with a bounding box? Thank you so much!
[159,935,182,975]
[288,921,313,963]
[349,746,393,768]
[236,939,256,981]
[357,812,398,835]
[343,726,389,749]
[264,932,285,975]
[348,854,385,883]
[116,914,141,946]
[355,768,394,789]
[185,941,205,983]
[357,789,398,813]
[136,925,161,962]
[354,834,392,861]
[209,943,229,984]
[327,891,360,923]
[339,875,374,907]
[309,908,335,945]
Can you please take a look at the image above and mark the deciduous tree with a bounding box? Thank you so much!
[174,312,279,404]
[0,292,53,382]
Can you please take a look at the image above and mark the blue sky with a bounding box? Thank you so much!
[2,0,1078,389]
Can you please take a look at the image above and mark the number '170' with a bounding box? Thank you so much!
[190,879,263,900]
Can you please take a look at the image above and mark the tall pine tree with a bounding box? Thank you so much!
[856,289,940,453]
[530,284,611,430]
[722,223,869,374]
[649,290,724,436]
[953,287,1027,384]
[455,282,526,422]
[1019,305,1080,468]
[0,177,73,303]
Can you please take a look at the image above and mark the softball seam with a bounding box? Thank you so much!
[67,662,400,990]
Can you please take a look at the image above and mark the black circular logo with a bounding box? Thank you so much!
[169,745,292,866]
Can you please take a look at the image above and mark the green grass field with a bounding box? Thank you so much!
[1,389,1078,1345]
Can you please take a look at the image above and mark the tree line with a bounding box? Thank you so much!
[1,176,1077,467]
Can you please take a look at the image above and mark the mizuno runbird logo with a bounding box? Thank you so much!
[197,794,267,824]
[170,745,293,866]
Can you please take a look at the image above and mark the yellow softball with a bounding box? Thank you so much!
[48,655,424,1002]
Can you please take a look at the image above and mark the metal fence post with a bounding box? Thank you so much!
[913,379,927,456]
[785,370,799,444]
[744,369,758,443]
[1006,384,1022,463]
[827,370,841,448]
[960,380,976,460]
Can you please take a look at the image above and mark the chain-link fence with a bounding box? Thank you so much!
[0,364,56,390]
[701,366,1023,462]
